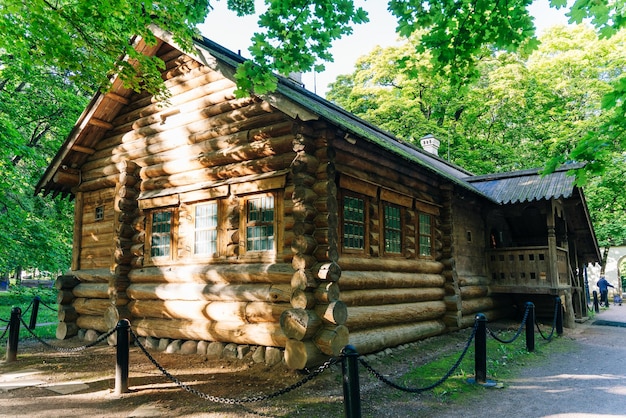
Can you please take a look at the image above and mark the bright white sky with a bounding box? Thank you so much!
[199,0,570,96]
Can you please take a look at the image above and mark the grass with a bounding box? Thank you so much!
[398,326,566,403]
[0,286,58,343]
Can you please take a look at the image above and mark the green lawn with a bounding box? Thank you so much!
[0,286,58,341]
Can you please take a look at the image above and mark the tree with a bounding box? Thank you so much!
[326,25,626,247]
[0,58,90,276]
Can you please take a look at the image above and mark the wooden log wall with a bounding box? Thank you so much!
[446,192,513,328]
[281,126,348,370]
[329,134,452,355]
[78,189,116,269]
[68,43,306,348]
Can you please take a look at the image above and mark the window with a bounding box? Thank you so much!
[383,203,402,254]
[418,212,433,257]
[95,206,104,221]
[343,195,366,251]
[194,202,218,256]
[151,210,173,258]
[246,194,275,252]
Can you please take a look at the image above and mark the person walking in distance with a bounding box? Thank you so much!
[597,276,615,308]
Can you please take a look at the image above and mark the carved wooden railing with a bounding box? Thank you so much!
[486,246,569,292]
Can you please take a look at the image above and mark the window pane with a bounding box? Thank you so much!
[418,213,432,256]
[246,195,275,252]
[343,196,365,250]
[195,202,218,255]
[151,211,172,257]
[384,204,402,254]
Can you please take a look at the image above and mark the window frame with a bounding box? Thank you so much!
[340,191,369,255]
[146,207,178,264]
[417,211,434,258]
[382,201,405,257]
[239,192,279,258]
[192,200,220,258]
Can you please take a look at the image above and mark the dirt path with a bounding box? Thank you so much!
[1,307,626,418]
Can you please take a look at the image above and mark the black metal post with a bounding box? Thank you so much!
[341,344,362,418]
[474,313,487,384]
[115,319,131,395]
[29,296,40,330]
[525,302,535,352]
[593,290,599,313]
[555,297,563,336]
[6,307,21,362]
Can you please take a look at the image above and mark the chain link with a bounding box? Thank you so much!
[535,299,559,341]
[0,323,8,340]
[487,303,530,344]
[359,321,478,393]
[18,314,116,352]
[130,328,338,405]
[38,299,58,312]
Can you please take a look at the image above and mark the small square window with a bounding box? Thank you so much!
[95,206,104,221]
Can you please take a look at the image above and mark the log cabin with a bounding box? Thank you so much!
[36,27,600,369]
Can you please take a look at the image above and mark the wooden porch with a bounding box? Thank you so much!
[487,246,570,294]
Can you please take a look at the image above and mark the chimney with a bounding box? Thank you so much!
[420,134,440,156]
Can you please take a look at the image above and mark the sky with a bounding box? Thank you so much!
[199,0,570,97]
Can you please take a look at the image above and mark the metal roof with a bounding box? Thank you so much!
[465,164,584,204]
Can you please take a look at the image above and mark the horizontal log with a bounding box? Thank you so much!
[57,290,75,305]
[458,276,490,287]
[55,275,80,290]
[291,269,318,291]
[133,317,287,347]
[338,257,443,274]
[280,308,322,340]
[71,269,113,283]
[56,322,79,340]
[313,262,341,282]
[314,301,348,325]
[127,263,293,284]
[346,301,446,331]
[140,152,296,192]
[458,307,514,328]
[73,283,109,299]
[349,320,446,355]
[285,339,327,369]
[314,282,340,303]
[126,283,291,303]
[76,314,110,333]
[339,271,445,290]
[461,297,509,315]
[290,289,316,309]
[58,305,79,322]
[128,299,288,323]
[72,298,111,316]
[314,325,349,356]
[459,285,490,299]
[341,288,445,307]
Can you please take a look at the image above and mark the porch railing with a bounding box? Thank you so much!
[486,246,569,291]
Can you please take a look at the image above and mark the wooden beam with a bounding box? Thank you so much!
[105,92,130,105]
[88,118,114,130]
[71,144,96,154]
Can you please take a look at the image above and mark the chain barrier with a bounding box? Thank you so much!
[0,316,9,323]
[0,322,8,340]
[17,314,116,353]
[535,299,559,341]
[486,303,530,344]
[358,320,478,393]
[38,299,58,312]
[129,328,338,405]
[20,299,34,317]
